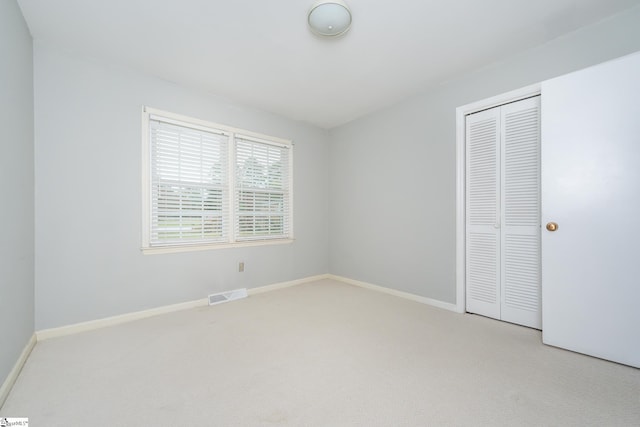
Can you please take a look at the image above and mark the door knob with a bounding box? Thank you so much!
[546,222,558,232]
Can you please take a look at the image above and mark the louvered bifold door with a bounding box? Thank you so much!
[466,107,501,320]
[500,97,541,329]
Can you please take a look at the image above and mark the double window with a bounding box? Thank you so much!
[142,107,293,253]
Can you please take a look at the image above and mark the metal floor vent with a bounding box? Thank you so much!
[208,288,248,306]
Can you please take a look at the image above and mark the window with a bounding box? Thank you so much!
[142,107,293,253]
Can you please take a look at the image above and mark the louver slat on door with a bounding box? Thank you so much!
[468,232,498,304]
[466,108,501,320]
[504,235,539,311]
[501,99,541,328]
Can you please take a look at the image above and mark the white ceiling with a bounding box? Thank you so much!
[17,0,640,129]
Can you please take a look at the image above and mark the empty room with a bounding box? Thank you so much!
[2,0,640,425]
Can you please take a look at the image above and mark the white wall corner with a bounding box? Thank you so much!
[0,333,37,409]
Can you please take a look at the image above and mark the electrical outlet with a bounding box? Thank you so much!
[238,262,244,273]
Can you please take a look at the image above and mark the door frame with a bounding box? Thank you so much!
[455,83,541,314]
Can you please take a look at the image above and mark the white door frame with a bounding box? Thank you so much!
[455,83,541,314]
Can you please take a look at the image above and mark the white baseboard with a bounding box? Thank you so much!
[36,298,209,341]
[0,333,36,409]
[34,273,452,342]
[328,274,458,312]
[248,274,330,295]
[36,274,330,341]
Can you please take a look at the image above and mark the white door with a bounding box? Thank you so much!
[466,97,541,329]
[466,107,501,321]
[500,98,541,329]
[541,52,640,368]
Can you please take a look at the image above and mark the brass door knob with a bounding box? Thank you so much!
[546,222,558,232]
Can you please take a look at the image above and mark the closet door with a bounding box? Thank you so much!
[500,97,541,329]
[466,97,541,329]
[466,107,501,320]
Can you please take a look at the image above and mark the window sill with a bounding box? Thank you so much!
[141,238,294,255]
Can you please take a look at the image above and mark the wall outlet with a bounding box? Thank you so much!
[238,262,244,272]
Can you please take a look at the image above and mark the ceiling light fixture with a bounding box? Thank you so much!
[307,0,352,37]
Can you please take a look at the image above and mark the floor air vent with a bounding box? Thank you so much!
[208,288,248,306]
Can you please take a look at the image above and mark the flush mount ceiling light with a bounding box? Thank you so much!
[307,0,352,37]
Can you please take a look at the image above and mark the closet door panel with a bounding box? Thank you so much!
[500,98,541,329]
[466,108,501,320]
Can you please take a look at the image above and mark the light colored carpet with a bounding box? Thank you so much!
[1,279,639,426]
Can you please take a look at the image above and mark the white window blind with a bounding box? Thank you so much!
[149,118,228,246]
[235,136,291,241]
[143,108,293,252]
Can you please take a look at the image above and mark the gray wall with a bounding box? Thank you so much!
[328,6,640,304]
[34,44,329,330]
[22,2,640,331]
[0,0,35,387]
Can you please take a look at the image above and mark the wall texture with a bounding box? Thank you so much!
[34,44,329,330]
[0,0,35,389]
[328,6,640,305]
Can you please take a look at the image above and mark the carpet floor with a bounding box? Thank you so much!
[1,279,639,426]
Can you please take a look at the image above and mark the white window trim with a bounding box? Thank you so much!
[141,106,294,254]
